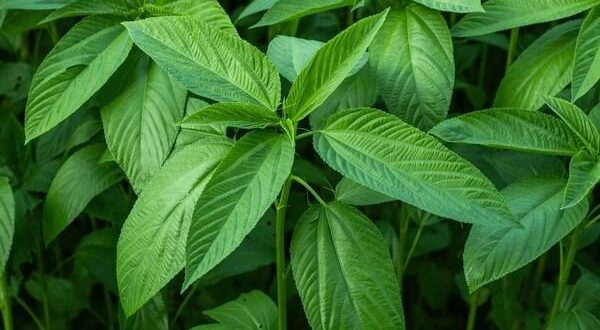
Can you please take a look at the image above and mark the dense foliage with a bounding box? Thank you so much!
[1,0,600,329]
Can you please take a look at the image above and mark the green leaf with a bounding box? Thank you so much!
[184,131,294,289]
[75,228,118,291]
[43,144,123,244]
[548,310,600,330]
[563,150,600,209]
[179,102,280,130]
[290,203,405,329]
[452,0,600,37]
[494,21,579,110]
[285,11,387,121]
[544,96,600,153]
[101,52,186,193]
[190,291,278,330]
[370,4,454,130]
[572,6,600,101]
[413,0,483,13]
[40,0,129,24]
[314,108,517,226]
[238,0,278,21]
[0,0,74,10]
[25,16,133,143]
[266,35,367,82]
[335,177,394,206]
[254,0,354,27]
[121,294,168,330]
[430,108,581,156]
[0,176,14,271]
[117,138,232,316]
[162,0,237,35]
[123,16,280,110]
[464,177,588,292]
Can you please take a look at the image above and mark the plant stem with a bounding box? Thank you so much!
[0,272,13,330]
[295,131,318,141]
[290,175,327,206]
[466,290,479,330]
[275,177,293,330]
[527,254,547,310]
[402,221,424,273]
[13,296,45,330]
[506,28,519,71]
[395,204,410,293]
[103,288,114,330]
[546,224,583,327]
[170,284,197,329]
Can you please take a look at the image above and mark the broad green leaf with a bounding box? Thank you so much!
[309,66,378,130]
[162,0,237,35]
[22,160,62,193]
[101,52,186,193]
[121,294,168,330]
[43,144,123,244]
[254,0,354,27]
[572,6,600,101]
[117,138,231,316]
[75,228,118,291]
[238,0,278,21]
[191,291,277,330]
[0,176,14,271]
[464,177,588,292]
[545,96,600,153]
[563,150,600,208]
[184,131,294,289]
[413,0,483,13]
[314,108,517,226]
[285,11,387,121]
[40,0,129,24]
[430,108,581,156]
[0,0,74,10]
[291,203,405,329]
[548,310,600,330]
[335,177,394,206]
[124,16,280,110]
[494,21,579,110]
[179,102,280,130]
[370,4,454,130]
[25,16,133,143]
[452,0,600,37]
[266,36,367,82]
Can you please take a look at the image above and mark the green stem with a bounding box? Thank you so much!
[103,288,114,330]
[275,177,293,330]
[527,254,547,310]
[170,284,197,329]
[0,272,13,330]
[14,296,45,330]
[546,224,583,327]
[395,204,410,293]
[466,290,479,330]
[295,131,318,141]
[290,176,327,206]
[506,28,520,72]
[402,221,424,273]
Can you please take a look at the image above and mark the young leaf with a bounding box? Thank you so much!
[266,36,367,82]
[572,6,600,101]
[563,150,600,209]
[544,96,600,153]
[494,21,579,110]
[43,144,123,244]
[121,294,169,330]
[0,176,14,271]
[285,11,387,121]
[123,16,281,110]
[430,108,581,156]
[184,131,294,289]
[464,177,588,293]
[370,4,454,130]
[40,0,129,24]
[314,108,517,226]
[190,291,278,330]
[335,177,394,206]
[117,137,232,316]
[413,0,483,13]
[179,102,280,130]
[254,0,354,27]
[238,0,278,21]
[162,0,238,35]
[290,203,405,329]
[452,0,600,37]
